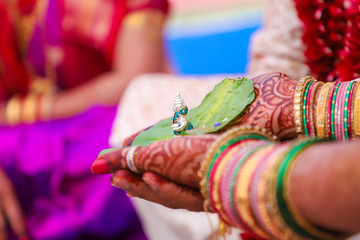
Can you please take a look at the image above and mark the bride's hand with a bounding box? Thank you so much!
[236,72,297,140]
[92,134,217,211]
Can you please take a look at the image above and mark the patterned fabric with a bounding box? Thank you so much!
[0,0,168,239]
[248,0,310,80]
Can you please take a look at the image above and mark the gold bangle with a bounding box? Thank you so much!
[309,82,323,137]
[351,81,359,139]
[212,143,244,226]
[265,142,305,240]
[256,144,289,239]
[354,82,360,137]
[284,150,347,240]
[316,83,332,138]
[39,94,54,121]
[294,76,317,136]
[22,94,39,124]
[235,144,275,239]
[6,96,22,125]
[198,126,277,202]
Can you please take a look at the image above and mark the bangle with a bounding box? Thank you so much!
[354,81,360,137]
[302,81,312,136]
[251,144,289,239]
[349,81,358,139]
[199,126,277,202]
[211,141,245,225]
[220,140,267,229]
[279,139,346,239]
[22,94,39,124]
[6,96,22,125]
[308,82,323,137]
[294,76,317,136]
[343,82,354,140]
[235,144,274,239]
[330,83,340,140]
[316,83,332,138]
[264,141,305,240]
[38,94,54,121]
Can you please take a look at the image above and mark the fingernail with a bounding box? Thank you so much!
[143,175,157,191]
[111,176,129,189]
[91,159,111,174]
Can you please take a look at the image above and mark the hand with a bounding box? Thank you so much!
[235,72,297,140]
[0,168,28,240]
[92,134,217,211]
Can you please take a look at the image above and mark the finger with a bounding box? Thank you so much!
[142,172,204,211]
[92,147,129,174]
[110,170,167,204]
[111,170,203,211]
[0,210,7,240]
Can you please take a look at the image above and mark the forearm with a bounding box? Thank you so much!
[290,140,360,233]
[51,71,134,120]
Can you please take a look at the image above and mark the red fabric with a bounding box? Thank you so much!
[0,0,30,100]
[294,0,360,82]
[0,0,169,97]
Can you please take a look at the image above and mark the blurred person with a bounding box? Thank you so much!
[92,0,360,239]
[0,0,169,239]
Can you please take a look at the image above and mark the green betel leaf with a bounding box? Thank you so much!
[132,77,255,147]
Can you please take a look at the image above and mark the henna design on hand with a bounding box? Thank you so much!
[135,134,217,188]
[238,72,297,140]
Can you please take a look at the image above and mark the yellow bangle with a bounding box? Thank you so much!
[198,126,277,203]
[354,82,360,137]
[294,76,317,136]
[235,144,275,239]
[211,142,248,226]
[316,83,333,138]
[256,144,289,239]
[6,96,22,125]
[265,143,305,240]
[285,151,347,240]
[22,94,39,124]
[38,94,53,121]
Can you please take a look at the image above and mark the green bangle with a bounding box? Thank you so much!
[302,82,313,136]
[205,134,268,196]
[276,139,324,239]
[330,83,340,140]
[344,82,355,140]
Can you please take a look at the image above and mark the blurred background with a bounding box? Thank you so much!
[165,0,264,75]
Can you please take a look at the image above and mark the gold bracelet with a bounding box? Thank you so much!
[316,83,333,138]
[351,81,359,139]
[284,150,347,240]
[256,144,289,239]
[212,143,242,225]
[22,94,39,124]
[354,82,360,137]
[309,82,323,137]
[38,94,54,121]
[198,126,277,201]
[235,144,274,239]
[265,142,305,240]
[6,96,22,125]
[294,76,317,136]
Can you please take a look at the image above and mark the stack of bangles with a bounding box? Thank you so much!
[6,93,53,125]
[198,126,347,240]
[294,76,360,140]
